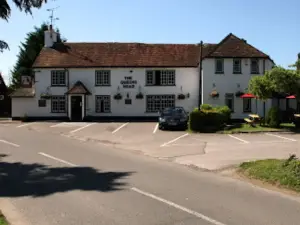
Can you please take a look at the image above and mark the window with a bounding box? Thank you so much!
[95,70,110,86]
[38,99,46,107]
[215,59,224,74]
[51,96,66,113]
[95,95,111,113]
[51,70,66,86]
[233,59,242,74]
[125,99,132,105]
[146,95,175,112]
[146,70,175,86]
[243,98,252,112]
[225,93,234,112]
[251,59,259,74]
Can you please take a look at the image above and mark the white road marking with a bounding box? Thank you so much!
[39,152,78,167]
[160,133,189,147]
[153,123,159,134]
[17,122,35,128]
[265,133,297,142]
[70,123,95,134]
[112,123,129,134]
[0,139,20,147]
[228,134,249,144]
[131,187,227,225]
[50,122,66,127]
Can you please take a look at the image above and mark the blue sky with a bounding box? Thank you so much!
[0,0,299,84]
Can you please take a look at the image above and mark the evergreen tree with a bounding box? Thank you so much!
[10,23,66,88]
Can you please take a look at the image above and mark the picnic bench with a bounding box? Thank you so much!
[244,114,262,126]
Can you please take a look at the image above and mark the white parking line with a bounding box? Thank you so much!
[160,133,189,147]
[265,133,297,142]
[131,187,226,225]
[0,139,20,147]
[153,123,159,134]
[17,122,35,128]
[39,152,78,166]
[228,134,249,144]
[69,123,95,134]
[112,123,129,134]
[50,122,66,127]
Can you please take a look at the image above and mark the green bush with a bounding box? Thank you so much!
[267,107,281,128]
[189,105,231,132]
[200,104,213,111]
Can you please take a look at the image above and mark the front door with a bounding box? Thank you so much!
[71,96,82,121]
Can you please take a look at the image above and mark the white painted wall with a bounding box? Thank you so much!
[202,58,274,119]
[19,67,200,118]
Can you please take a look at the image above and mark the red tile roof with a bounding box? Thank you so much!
[32,33,271,68]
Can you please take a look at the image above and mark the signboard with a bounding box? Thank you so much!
[120,76,137,88]
[21,76,32,87]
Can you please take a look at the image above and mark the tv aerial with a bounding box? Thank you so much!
[47,6,60,27]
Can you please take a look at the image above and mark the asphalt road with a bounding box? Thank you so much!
[1,125,300,225]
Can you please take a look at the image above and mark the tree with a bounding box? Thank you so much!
[249,66,300,99]
[10,23,66,88]
[0,0,48,52]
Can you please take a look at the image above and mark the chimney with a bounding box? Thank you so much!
[44,25,58,48]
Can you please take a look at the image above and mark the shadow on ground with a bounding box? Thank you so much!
[0,155,133,198]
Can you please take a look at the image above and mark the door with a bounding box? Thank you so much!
[71,96,82,121]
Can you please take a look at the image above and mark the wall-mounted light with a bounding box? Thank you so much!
[127,93,129,98]
[237,83,240,88]
[130,70,133,73]
[212,83,216,88]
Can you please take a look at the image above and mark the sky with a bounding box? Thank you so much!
[0,0,299,85]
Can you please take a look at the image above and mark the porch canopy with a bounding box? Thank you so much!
[240,93,256,98]
[286,95,296,99]
[65,81,91,95]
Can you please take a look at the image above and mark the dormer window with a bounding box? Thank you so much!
[251,59,259,74]
[215,59,224,74]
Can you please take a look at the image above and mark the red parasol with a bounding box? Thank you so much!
[240,93,256,98]
[286,95,296,99]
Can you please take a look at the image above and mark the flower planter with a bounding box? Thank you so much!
[177,94,186,100]
[41,95,51,100]
[136,93,144,99]
[210,91,219,98]
[235,91,244,97]
[114,93,122,100]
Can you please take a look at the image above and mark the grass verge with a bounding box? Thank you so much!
[0,213,8,225]
[238,155,300,192]
[222,123,295,134]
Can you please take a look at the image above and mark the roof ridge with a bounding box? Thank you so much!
[63,42,215,46]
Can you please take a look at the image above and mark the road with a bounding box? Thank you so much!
[0,125,300,225]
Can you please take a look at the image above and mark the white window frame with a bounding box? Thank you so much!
[95,95,111,113]
[145,70,175,86]
[51,70,66,86]
[51,96,66,113]
[243,98,252,113]
[146,95,175,113]
[225,93,234,112]
[215,59,224,74]
[95,70,111,86]
[250,59,259,74]
[233,59,242,74]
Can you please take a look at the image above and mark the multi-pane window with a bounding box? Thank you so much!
[95,95,111,113]
[233,59,242,74]
[146,70,175,86]
[51,70,66,86]
[51,96,66,113]
[251,59,259,74]
[146,95,175,112]
[95,70,110,86]
[225,93,234,112]
[215,59,224,73]
[243,98,252,112]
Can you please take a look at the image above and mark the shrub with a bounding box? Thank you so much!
[267,106,281,128]
[200,104,213,111]
[189,105,231,132]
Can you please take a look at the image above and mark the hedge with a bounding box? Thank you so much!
[189,105,231,132]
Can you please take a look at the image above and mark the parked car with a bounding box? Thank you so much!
[158,107,189,130]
